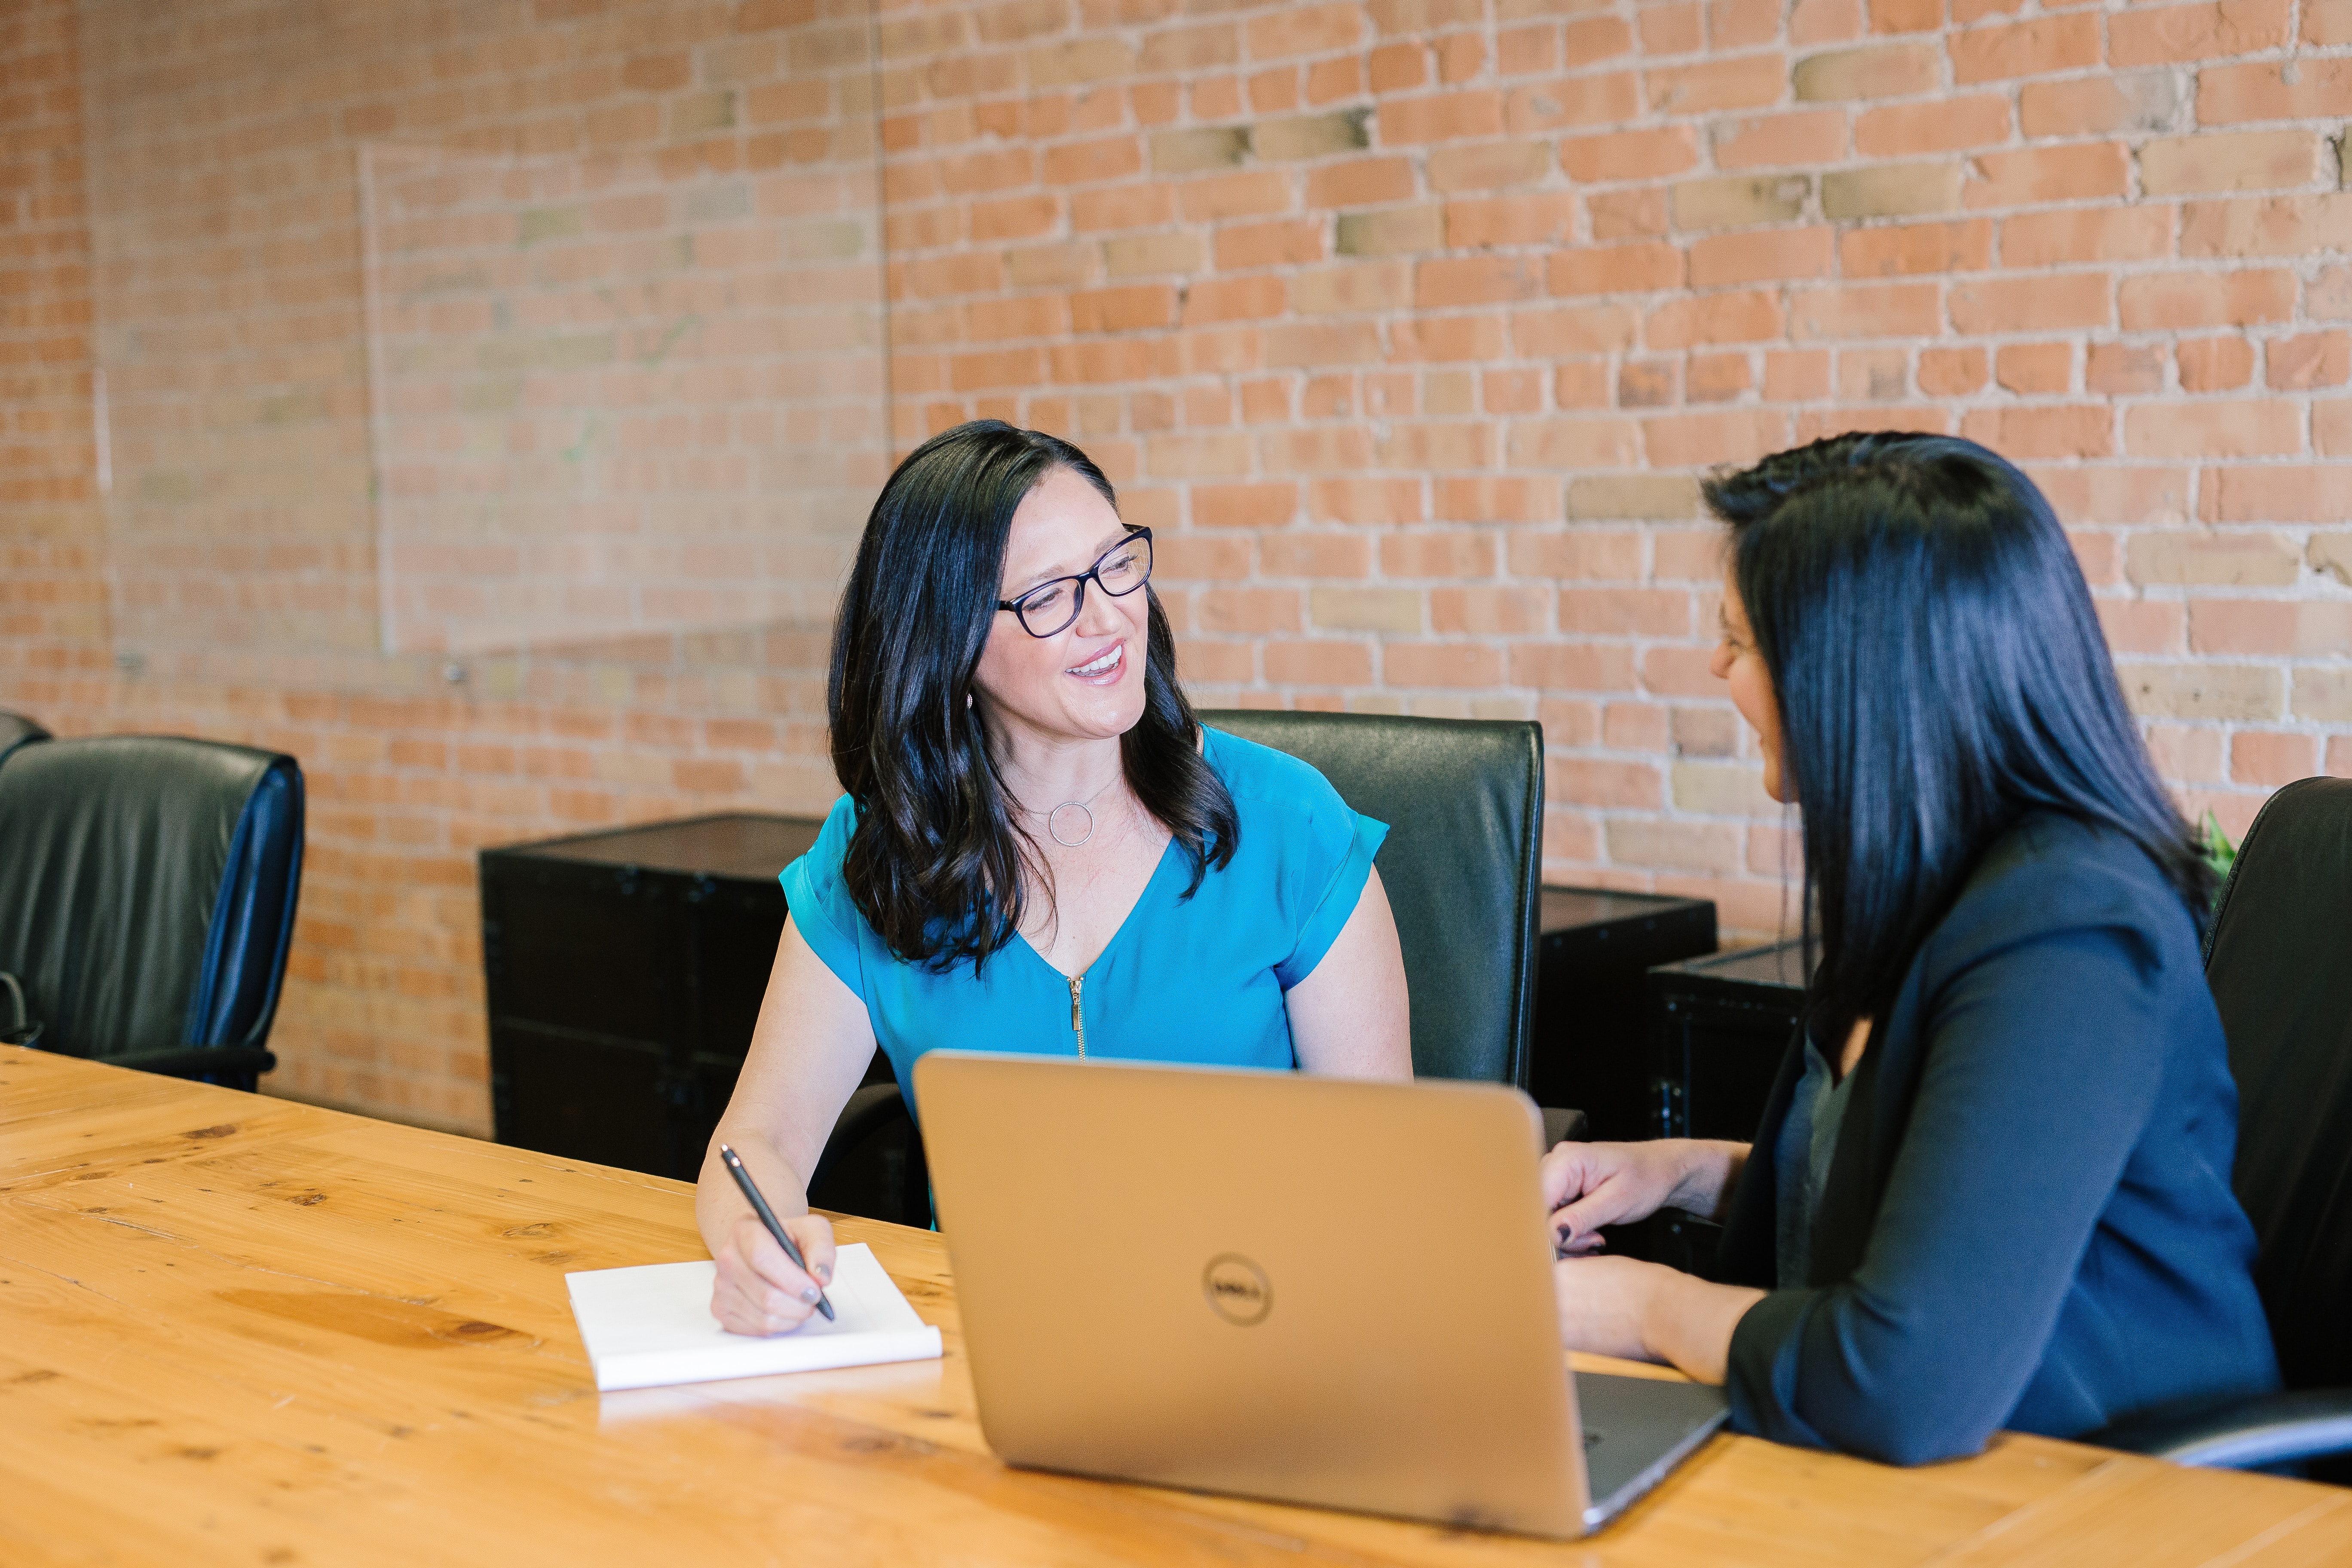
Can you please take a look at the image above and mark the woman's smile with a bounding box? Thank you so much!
[1064,640,1125,686]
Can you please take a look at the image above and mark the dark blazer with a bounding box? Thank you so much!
[1718,812,2279,1465]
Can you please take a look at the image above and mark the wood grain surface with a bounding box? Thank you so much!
[3,1046,2343,1567]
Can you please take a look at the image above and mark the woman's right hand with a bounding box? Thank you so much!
[709,1210,839,1336]
[1541,1139,1746,1256]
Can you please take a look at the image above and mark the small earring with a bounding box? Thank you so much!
[966,692,974,710]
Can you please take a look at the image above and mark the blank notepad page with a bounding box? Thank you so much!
[567,1242,944,1392]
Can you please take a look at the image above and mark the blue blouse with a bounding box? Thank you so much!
[780,726,1387,1104]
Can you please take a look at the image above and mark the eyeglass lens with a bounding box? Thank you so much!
[1016,533,1151,637]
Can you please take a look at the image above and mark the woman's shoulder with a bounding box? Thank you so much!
[782,793,862,906]
[1199,723,1355,830]
[1935,812,2201,974]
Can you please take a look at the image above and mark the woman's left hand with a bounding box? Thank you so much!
[1551,1254,1663,1363]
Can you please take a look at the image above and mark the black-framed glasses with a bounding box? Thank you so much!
[995,528,1154,638]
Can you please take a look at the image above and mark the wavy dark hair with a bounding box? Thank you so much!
[1705,432,2213,1051]
[828,420,1238,969]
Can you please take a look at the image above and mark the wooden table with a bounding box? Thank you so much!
[5,1047,2346,1567]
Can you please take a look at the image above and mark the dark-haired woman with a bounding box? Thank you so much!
[1541,433,2278,1464]
[696,421,1410,1335]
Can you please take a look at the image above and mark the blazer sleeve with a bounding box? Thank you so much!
[1724,912,2172,1465]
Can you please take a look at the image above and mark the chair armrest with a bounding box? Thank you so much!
[1540,1106,1589,1148]
[108,1047,278,1084]
[2086,1387,2352,1468]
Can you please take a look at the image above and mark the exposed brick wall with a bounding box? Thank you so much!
[0,0,107,670]
[8,0,2352,1131]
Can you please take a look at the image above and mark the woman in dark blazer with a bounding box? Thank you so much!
[1543,433,2280,1464]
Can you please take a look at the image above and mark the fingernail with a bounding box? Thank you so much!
[816,1264,833,1283]
[799,1286,820,1305]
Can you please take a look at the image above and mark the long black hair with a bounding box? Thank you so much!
[1704,432,2213,1050]
[828,420,1238,969]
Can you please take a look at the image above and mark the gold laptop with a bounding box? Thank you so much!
[913,1053,1728,1539]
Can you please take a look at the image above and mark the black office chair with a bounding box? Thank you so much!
[0,709,49,768]
[2089,776,2352,1473]
[1198,711,1553,1097]
[0,736,305,1091]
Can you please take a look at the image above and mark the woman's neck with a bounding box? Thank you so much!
[992,726,1127,819]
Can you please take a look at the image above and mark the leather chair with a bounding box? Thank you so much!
[0,709,49,768]
[2090,776,2352,1471]
[1198,710,1549,1093]
[0,736,305,1091]
[810,710,1571,1229]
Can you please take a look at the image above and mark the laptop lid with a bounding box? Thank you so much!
[914,1053,1591,1539]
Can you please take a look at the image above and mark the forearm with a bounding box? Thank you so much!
[1667,1139,1752,1222]
[1642,1269,1768,1385]
[694,1125,811,1255]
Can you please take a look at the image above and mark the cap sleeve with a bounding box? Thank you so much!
[778,795,868,1000]
[1274,806,1388,991]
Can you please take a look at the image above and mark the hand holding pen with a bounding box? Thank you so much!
[710,1142,838,1334]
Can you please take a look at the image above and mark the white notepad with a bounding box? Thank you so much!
[566,1243,943,1393]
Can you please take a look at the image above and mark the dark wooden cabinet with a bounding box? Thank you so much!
[480,813,831,1180]
[1531,887,1718,1141]
[1642,937,1808,1276]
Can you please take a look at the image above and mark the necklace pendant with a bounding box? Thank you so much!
[1047,801,1094,848]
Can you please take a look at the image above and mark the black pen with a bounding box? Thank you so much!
[717,1142,835,1322]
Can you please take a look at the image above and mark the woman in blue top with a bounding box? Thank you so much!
[696,420,1411,1335]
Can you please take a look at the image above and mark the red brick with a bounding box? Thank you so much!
[2109,0,2294,69]
[2000,208,2173,268]
[1689,227,1835,287]
[1949,15,2098,83]
[1559,126,1701,183]
[2142,130,2328,196]
[1246,3,1366,60]
[1645,290,1785,349]
[1948,272,2113,334]
[1856,95,2011,158]
[1966,143,2131,208]
[2087,343,2165,396]
[1919,345,1988,396]
[1547,242,1685,296]
[1995,342,2071,395]
[2118,269,2296,330]
[2176,336,2256,392]
[2269,333,2352,391]
[1957,406,2116,459]
[1416,256,1545,308]
[1789,282,1944,340]
[1306,156,1415,206]
[1840,219,1993,276]
[1503,73,1642,132]
[1385,642,1504,689]
[1446,193,1577,248]
[2181,194,2352,258]
[2194,60,2352,124]
[1638,2,1704,54]
[1643,55,1785,115]
[1711,109,1850,171]
[1381,89,1502,144]
[2230,730,2318,786]
[2125,399,2303,458]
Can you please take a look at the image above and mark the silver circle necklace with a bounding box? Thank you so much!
[1035,773,1122,848]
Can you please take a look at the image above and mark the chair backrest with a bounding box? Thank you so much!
[0,736,305,1060]
[0,710,49,768]
[1197,710,1544,1088]
[2201,776,2352,1392]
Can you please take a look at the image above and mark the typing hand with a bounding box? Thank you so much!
[710,1211,838,1336]
[1540,1140,1695,1256]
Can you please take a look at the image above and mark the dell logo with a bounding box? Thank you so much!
[1201,1253,1272,1326]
